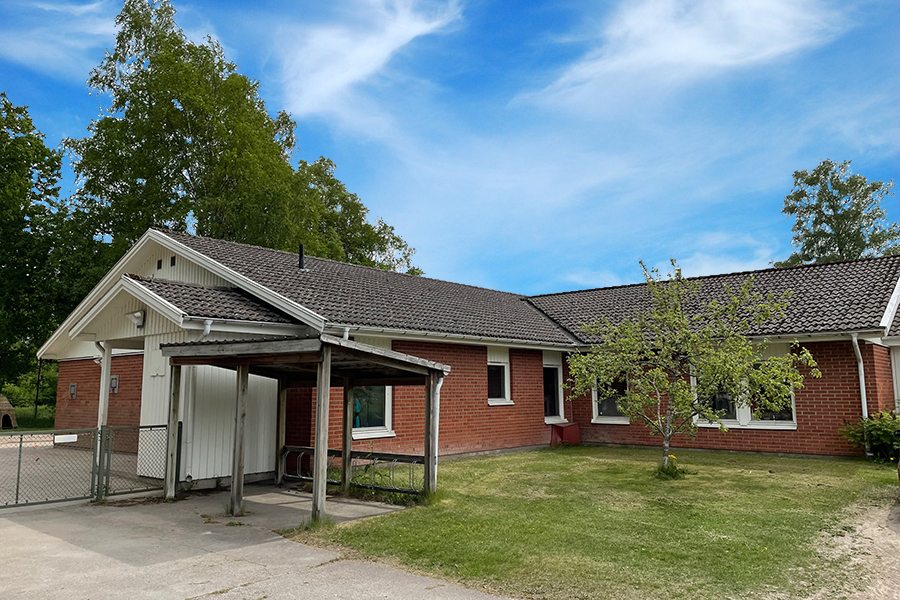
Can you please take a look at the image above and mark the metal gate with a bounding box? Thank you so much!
[0,424,169,508]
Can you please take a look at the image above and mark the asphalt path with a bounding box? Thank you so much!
[0,484,511,600]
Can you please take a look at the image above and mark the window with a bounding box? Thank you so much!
[351,336,396,439]
[543,351,567,423]
[544,367,560,417]
[487,347,513,406]
[592,377,630,424]
[700,386,737,420]
[692,343,797,430]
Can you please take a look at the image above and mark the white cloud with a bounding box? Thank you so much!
[654,232,779,278]
[0,1,117,81]
[276,0,460,128]
[524,0,845,111]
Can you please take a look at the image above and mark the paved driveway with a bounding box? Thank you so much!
[0,485,510,600]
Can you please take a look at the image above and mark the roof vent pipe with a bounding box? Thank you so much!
[299,244,304,270]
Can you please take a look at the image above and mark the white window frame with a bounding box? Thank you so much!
[543,351,568,424]
[487,346,513,406]
[591,377,630,425]
[693,343,797,431]
[351,336,396,440]
[351,386,396,440]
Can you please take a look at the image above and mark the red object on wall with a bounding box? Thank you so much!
[550,423,580,447]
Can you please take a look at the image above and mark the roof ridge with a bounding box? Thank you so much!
[154,228,526,298]
[528,254,900,299]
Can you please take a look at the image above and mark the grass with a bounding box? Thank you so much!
[11,405,55,430]
[309,445,899,600]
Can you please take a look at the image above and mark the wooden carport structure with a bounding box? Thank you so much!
[160,334,450,517]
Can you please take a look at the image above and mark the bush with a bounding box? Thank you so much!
[839,411,900,461]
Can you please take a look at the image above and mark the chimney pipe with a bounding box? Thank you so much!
[299,244,304,269]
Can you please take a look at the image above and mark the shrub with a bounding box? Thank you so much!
[839,411,900,461]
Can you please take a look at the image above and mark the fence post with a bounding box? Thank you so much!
[175,421,183,491]
[104,427,113,496]
[14,434,23,505]
[90,429,99,501]
[95,426,109,501]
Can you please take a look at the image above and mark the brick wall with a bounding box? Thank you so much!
[571,340,876,456]
[285,341,557,456]
[55,354,144,430]
[864,343,896,414]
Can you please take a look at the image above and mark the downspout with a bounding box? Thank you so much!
[433,375,445,479]
[342,326,350,340]
[850,333,869,420]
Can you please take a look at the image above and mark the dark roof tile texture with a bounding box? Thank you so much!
[126,275,295,324]
[156,230,573,344]
[528,256,900,343]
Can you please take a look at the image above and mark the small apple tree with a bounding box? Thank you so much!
[567,261,820,475]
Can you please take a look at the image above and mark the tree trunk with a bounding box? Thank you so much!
[662,437,670,469]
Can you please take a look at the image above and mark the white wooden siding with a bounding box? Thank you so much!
[139,330,278,481]
[184,365,277,481]
[136,245,229,286]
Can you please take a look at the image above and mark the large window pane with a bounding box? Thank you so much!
[598,378,626,417]
[703,387,736,420]
[488,365,506,399]
[544,367,560,417]
[353,386,386,429]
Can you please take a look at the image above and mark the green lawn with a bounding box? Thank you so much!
[309,446,898,600]
[11,405,56,430]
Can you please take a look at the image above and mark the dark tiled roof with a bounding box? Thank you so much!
[156,230,574,344]
[527,256,900,344]
[126,275,295,324]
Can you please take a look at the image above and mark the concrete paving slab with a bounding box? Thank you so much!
[0,483,511,600]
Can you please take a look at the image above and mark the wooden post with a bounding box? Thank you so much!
[164,365,182,500]
[276,380,287,485]
[97,343,113,427]
[424,371,442,494]
[341,377,353,494]
[230,364,249,516]
[311,346,332,521]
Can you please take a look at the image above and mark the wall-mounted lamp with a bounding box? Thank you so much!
[126,309,146,329]
[69,383,77,399]
[110,375,119,394]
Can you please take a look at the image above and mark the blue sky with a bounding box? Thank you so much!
[2,0,898,294]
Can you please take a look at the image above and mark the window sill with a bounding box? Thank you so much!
[352,428,397,441]
[591,416,630,425]
[697,421,797,431]
[544,416,568,425]
[488,398,515,407]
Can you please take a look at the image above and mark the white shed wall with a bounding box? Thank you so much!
[139,331,278,481]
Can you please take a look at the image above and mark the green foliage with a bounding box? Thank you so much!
[0,93,104,388]
[12,405,55,430]
[655,453,685,479]
[1,361,57,407]
[66,0,419,273]
[839,411,900,462]
[776,159,898,267]
[567,260,821,470]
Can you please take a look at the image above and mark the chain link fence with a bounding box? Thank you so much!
[1,424,169,508]
[0,429,98,507]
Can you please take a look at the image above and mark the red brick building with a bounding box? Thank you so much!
[40,229,900,485]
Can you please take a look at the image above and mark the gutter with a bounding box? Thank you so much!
[324,324,578,352]
[850,333,869,420]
